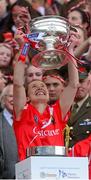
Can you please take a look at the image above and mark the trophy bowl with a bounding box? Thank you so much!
[28,15,74,69]
[31,49,71,69]
[26,146,66,157]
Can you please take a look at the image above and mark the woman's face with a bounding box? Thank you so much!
[68,10,83,26]
[28,80,49,104]
[26,65,43,84]
[76,27,85,46]
[0,46,12,67]
[12,5,31,29]
[12,6,25,28]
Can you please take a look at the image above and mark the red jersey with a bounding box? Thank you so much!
[68,135,91,180]
[14,101,64,160]
[62,110,71,130]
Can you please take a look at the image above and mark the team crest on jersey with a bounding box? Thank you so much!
[34,115,39,124]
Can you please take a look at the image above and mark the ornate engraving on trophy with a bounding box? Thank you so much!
[48,23,57,35]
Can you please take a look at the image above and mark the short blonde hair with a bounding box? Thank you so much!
[0,43,14,58]
[0,84,13,108]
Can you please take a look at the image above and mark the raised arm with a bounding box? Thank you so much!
[60,35,79,119]
[13,6,31,119]
[13,33,29,120]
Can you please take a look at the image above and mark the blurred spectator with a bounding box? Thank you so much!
[25,64,43,85]
[11,0,42,19]
[27,0,45,15]
[0,84,18,179]
[43,69,69,129]
[63,0,86,15]
[44,0,57,15]
[50,0,87,17]
[67,8,90,37]
[74,34,91,71]
[27,0,56,16]
[0,68,13,112]
[0,0,14,34]
[43,69,66,105]
[74,26,88,52]
[0,43,14,74]
[50,0,67,16]
[73,25,88,58]
[79,0,91,19]
[72,25,87,51]
[0,70,7,95]
[56,25,90,87]
[11,4,31,34]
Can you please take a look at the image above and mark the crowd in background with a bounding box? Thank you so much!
[0,0,91,179]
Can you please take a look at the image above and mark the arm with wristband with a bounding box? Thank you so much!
[13,29,30,119]
[59,32,79,119]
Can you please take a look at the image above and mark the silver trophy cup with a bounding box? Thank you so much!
[28,15,76,69]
